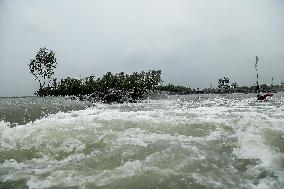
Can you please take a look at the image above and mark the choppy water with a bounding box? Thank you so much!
[0,97,92,127]
[0,94,283,189]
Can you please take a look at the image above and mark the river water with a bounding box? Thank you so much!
[0,94,283,189]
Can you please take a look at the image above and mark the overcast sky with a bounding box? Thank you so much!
[0,0,284,97]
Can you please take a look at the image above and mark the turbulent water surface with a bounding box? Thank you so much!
[0,94,283,189]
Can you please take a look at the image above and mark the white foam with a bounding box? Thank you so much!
[1,94,284,188]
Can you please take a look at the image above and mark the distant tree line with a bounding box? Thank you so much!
[155,84,191,94]
[203,76,284,94]
[29,48,284,103]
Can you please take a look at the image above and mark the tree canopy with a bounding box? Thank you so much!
[35,70,163,103]
[29,47,57,89]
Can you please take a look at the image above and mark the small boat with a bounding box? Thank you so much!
[254,56,273,101]
[257,93,273,101]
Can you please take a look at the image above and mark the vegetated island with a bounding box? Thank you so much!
[37,70,163,103]
[29,47,164,103]
[29,47,284,103]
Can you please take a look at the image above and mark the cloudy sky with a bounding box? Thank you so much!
[0,0,284,97]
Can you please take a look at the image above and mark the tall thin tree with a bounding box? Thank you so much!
[29,47,57,90]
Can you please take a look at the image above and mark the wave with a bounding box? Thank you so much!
[0,94,283,188]
[0,96,92,127]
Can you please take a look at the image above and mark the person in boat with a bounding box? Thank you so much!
[257,92,273,100]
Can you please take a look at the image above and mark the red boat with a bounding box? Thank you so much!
[254,56,273,101]
[257,93,273,100]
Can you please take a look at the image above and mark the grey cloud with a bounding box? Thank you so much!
[0,0,284,96]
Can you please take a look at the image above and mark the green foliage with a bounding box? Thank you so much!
[36,70,163,102]
[156,84,191,94]
[231,82,238,89]
[29,47,57,89]
[218,77,230,88]
[217,77,231,93]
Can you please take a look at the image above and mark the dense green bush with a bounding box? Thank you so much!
[155,84,191,94]
[36,70,162,102]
